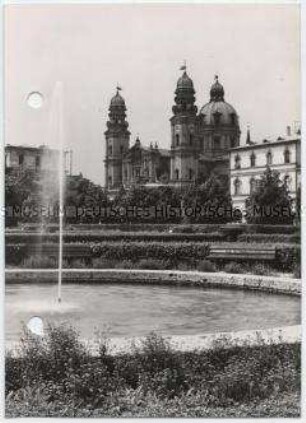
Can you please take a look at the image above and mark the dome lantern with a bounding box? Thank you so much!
[210,75,225,102]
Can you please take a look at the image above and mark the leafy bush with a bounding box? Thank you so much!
[90,241,210,267]
[246,263,273,276]
[238,233,299,244]
[92,258,117,269]
[5,324,301,417]
[223,262,246,274]
[135,259,166,270]
[22,256,56,269]
[197,259,217,272]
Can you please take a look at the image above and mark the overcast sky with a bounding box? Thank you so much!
[5,4,300,185]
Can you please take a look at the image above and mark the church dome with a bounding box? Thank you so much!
[110,90,125,107]
[209,76,225,101]
[199,76,238,125]
[176,71,194,91]
[199,101,238,125]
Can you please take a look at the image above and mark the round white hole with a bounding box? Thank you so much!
[27,92,44,109]
[27,316,44,336]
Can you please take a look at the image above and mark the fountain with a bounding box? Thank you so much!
[27,83,66,304]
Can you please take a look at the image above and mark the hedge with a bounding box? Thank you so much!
[5,232,225,245]
[90,241,210,265]
[238,233,300,244]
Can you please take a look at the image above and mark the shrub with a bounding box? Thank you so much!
[115,260,134,269]
[275,246,300,271]
[92,258,117,269]
[223,262,246,274]
[238,233,299,244]
[90,241,210,267]
[22,255,56,269]
[197,259,216,272]
[136,259,165,270]
[246,263,273,276]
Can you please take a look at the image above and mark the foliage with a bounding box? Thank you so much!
[238,233,299,244]
[223,262,245,274]
[245,167,294,225]
[6,324,301,417]
[182,176,234,224]
[90,241,210,267]
[197,259,217,272]
[135,259,166,270]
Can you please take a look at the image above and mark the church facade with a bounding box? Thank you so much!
[104,68,240,191]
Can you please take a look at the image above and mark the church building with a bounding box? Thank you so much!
[103,67,300,209]
[104,68,240,191]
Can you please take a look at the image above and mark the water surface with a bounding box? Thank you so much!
[6,283,300,342]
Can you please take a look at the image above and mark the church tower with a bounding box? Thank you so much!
[104,88,130,189]
[170,66,199,187]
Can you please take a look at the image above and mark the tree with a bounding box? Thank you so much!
[182,175,233,223]
[245,166,294,224]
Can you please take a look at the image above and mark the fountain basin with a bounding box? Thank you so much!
[6,278,300,343]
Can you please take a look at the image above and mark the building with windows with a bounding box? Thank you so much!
[104,90,171,190]
[230,132,301,211]
[104,69,240,190]
[5,144,72,175]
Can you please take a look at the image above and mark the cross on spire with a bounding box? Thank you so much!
[116,84,122,93]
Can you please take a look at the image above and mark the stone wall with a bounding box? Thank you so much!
[6,269,301,296]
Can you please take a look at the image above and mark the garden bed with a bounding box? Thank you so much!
[5,324,301,418]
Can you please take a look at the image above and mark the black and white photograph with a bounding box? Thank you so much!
[4,2,302,418]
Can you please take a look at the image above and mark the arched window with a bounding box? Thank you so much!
[176,134,180,146]
[250,153,256,168]
[266,150,272,165]
[189,168,193,180]
[230,136,236,148]
[35,156,40,170]
[284,148,290,164]
[230,113,236,125]
[175,169,179,180]
[120,146,123,155]
[189,133,193,145]
[109,145,112,155]
[234,154,241,169]
[19,154,24,166]
[234,178,241,195]
[250,177,256,194]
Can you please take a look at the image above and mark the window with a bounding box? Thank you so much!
[176,134,180,146]
[284,148,290,164]
[266,150,272,165]
[189,168,193,180]
[234,154,241,169]
[189,133,193,145]
[230,113,236,125]
[35,156,40,169]
[175,169,179,180]
[234,178,241,195]
[230,136,236,148]
[108,176,112,185]
[213,111,221,125]
[250,153,256,168]
[19,154,24,166]
[109,145,112,155]
[214,136,221,150]
[284,175,290,188]
[250,177,256,194]
[120,146,123,155]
